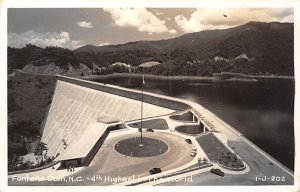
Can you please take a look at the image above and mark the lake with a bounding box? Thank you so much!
[93,76,295,171]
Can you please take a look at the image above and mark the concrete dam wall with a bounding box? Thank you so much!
[41,76,181,158]
[57,76,190,110]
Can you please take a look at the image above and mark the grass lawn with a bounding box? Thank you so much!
[196,133,231,162]
[169,111,194,122]
[127,118,169,130]
[196,133,244,169]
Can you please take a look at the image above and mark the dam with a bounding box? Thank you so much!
[42,77,175,165]
[8,75,294,186]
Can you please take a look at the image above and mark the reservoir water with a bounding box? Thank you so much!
[93,76,295,171]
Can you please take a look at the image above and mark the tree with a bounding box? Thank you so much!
[8,154,23,171]
[34,142,48,164]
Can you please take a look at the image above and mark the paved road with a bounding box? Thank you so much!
[159,139,294,185]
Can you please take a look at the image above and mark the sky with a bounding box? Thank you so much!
[7,8,294,50]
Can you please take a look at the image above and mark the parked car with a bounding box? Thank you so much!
[190,151,197,157]
[185,139,192,144]
[149,167,162,175]
[146,128,154,132]
[210,168,225,177]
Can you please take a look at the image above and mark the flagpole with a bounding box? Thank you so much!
[140,74,145,146]
[168,37,171,96]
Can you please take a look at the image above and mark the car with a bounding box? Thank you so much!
[185,139,192,144]
[190,151,197,157]
[210,168,225,177]
[153,168,161,173]
[138,128,142,132]
[192,145,197,151]
[146,128,154,132]
[149,167,162,175]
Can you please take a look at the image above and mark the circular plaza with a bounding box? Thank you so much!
[115,137,169,157]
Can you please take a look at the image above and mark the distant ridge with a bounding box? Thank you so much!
[75,21,293,57]
[8,21,294,76]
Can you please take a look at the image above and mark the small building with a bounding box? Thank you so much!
[56,117,124,168]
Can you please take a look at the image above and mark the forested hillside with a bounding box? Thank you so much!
[8,21,294,76]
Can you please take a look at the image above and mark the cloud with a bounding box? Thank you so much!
[8,30,83,49]
[169,29,177,34]
[175,14,202,33]
[99,42,110,46]
[154,11,164,16]
[175,8,294,33]
[77,21,93,28]
[104,8,169,34]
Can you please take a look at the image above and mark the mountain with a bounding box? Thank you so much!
[75,21,294,76]
[8,21,294,76]
[76,21,293,58]
[76,40,165,53]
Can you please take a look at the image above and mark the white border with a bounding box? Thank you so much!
[0,0,299,192]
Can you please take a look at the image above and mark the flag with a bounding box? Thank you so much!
[143,75,145,85]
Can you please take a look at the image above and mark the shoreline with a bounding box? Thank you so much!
[77,73,294,82]
[13,70,295,81]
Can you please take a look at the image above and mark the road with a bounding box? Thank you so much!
[159,139,293,185]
